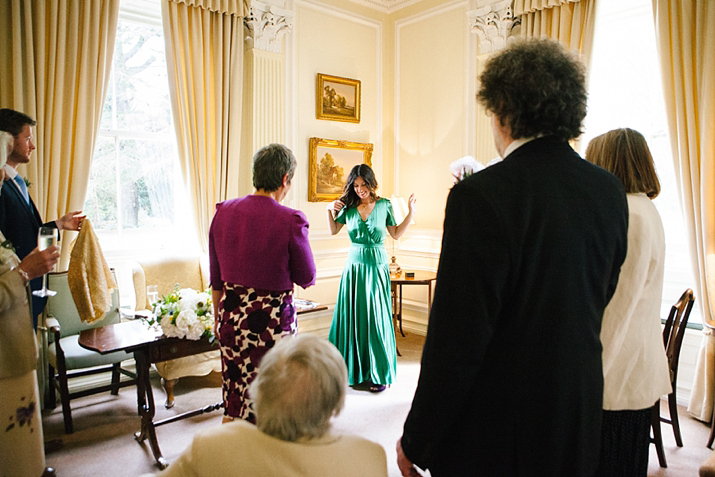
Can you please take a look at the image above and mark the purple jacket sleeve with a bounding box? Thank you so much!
[289,210,316,289]
[209,204,222,291]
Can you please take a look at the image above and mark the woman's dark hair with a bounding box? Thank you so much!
[585,128,661,198]
[477,39,587,142]
[338,164,378,209]
[252,143,297,192]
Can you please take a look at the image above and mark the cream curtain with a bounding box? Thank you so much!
[0,0,119,269]
[515,0,596,71]
[650,0,715,422]
[162,0,244,253]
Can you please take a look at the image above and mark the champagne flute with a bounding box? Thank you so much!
[147,285,159,309]
[32,226,58,297]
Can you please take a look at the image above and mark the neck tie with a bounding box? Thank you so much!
[13,175,30,205]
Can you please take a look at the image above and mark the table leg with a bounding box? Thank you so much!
[398,284,406,337]
[133,349,168,469]
[391,283,402,357]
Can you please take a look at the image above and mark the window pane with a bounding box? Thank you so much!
[113,21,172,133]
[85,136,117,230]
[585,0,701,324]
[118,138,176,229]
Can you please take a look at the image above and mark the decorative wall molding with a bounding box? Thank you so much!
[467,0,521,55]
[346,0,425,14]
[244,0,294,53]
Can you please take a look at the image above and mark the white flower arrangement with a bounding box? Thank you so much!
[149,285,214,341]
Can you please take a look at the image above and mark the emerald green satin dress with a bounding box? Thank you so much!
[329,198,397,386]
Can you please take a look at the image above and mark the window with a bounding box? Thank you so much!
[84,0,198,307]
[85,1,197,254]
[583,0,702,326]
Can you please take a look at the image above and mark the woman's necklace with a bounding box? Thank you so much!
[358,200,374,220]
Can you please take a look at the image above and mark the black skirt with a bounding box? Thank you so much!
[595,408,652,477]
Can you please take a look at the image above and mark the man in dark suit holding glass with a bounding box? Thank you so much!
[397,39,629,476]
[0,108,84,329]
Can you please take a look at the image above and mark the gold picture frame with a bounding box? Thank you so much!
[316,73,361,123]
[309,138,373,202]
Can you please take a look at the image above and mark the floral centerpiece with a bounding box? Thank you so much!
[147,285,214,341]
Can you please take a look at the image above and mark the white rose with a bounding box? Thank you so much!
[179,289,200,310]
[186,320,205,340]
[160,314,182,338]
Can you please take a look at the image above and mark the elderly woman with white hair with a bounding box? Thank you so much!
[153,334,388,477]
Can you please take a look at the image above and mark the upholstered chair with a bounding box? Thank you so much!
[131,255,221,408]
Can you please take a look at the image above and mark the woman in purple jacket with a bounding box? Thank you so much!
[209,144,316,423]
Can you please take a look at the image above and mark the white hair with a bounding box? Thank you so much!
[250,334,348,442]
[449,156,484,182]
[0,131,12,169]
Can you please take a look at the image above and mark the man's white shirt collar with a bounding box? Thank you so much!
[3,164,23,196]
[502,137,537,159]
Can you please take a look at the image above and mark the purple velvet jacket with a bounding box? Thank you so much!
[209,195,316,292]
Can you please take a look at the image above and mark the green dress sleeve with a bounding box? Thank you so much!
[385,199,397,227]
[335,206,348,224]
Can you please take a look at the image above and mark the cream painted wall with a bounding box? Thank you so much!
[390,2,472,331]
[395,3,469,231]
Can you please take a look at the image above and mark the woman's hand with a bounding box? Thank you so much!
[18,246,60,281]
[407,193,416,215]
[327,200,345,213]
[396,439,422,477]
[56,210,86,232]
[326,200,345,235]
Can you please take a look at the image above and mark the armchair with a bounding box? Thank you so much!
[131,255,221,409]
[45,270,136,434]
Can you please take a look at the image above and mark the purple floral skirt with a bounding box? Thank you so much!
[217,283,296,421]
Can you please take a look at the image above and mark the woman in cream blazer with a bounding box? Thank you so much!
[586,128,672,477]
[0,131,59,477]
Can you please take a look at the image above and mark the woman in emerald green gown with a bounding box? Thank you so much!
[327,165,415,392]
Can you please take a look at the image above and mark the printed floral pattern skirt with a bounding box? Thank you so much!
[0,370,45,477]
[217,283,296,422]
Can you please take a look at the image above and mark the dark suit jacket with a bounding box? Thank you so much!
[401,138,628,477]
[0,179,56,326]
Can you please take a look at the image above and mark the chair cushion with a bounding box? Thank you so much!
[48,335,133,370]
[155,350,221,380]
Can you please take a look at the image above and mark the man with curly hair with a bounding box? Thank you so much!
[397,39,629,476]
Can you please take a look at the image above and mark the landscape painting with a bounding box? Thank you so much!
[316,74,361,123]
[309,138,373,201]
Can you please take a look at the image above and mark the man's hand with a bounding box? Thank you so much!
[18,246,60,280]
[396,438,421,477]
[56,210,86,231]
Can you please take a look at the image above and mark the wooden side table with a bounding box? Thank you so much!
[79,305,326,469]
[390,271,436,356]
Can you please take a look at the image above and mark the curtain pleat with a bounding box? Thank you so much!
[515,0,578,15]
[650,0,715,422]
[0,0,119,269]
[168,0,244,16]
[162,0,243,253]
[517,0,596,71]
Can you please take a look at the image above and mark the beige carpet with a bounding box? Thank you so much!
[43,333,715,476]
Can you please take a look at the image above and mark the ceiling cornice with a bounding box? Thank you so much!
[346,0,428,13]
